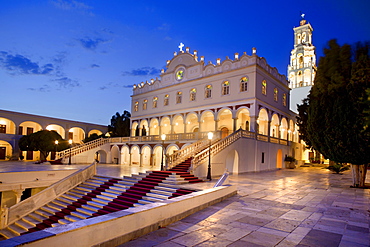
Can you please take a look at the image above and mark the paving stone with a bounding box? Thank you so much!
[239,230,285,246]
[298,229,342,247]
[264,218,300,232]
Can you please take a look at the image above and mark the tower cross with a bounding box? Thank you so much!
[178,42,184,52]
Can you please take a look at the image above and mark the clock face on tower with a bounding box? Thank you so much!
[176,69,184,81]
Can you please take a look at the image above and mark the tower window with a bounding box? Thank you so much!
[164,94,169,106]
[153,97,158,108]
[240,77,248,92]
[190,88,196,101]
[134,102,139,112]
[143,99,148,110]
[283,93,287,106]
[274,88,278,102]
[205,85,212,98]
[176,91,182,104]
[262,80,267,95]
[222,81,230,95]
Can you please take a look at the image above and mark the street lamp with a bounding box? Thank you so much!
[207,132,213,181]
[68,139,72,165]
[161,134,166,171]
[54,140,58,160]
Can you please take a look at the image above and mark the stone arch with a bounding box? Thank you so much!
[140,119,149,136]
[217,108,233,134]
[0,140,13,160]
[172,115,184,134]
[0,118,16,134]
[160,116,171,135]
[68,127,85,143]
[141,145,152,166]
[131,121,139,137]
[270,114,279,137]
[88,129,103,137]
[200,110,215,133]
[276,149,283,168]
[280,118,288,140]
[236,108,250,131]
[166,144,179,155]
[130,145,140,166]
[257,108,269,135]
[19,121,42,135]
[96,150,107,164]
[185,112,199,133]
[226,150,239,174]
[111,145,120,164]
[289,119,295,141]
[120,145,130,165]
[153,145,163,168]
[46,124,65,139]
[149,118,159,136]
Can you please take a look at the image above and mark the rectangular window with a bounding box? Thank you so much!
[18,126,23,135]
[26,127,33,135]
[0,125,6,134]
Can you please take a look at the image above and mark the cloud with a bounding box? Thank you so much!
[123,67,161,76]
[51,0,94,15]
[78,37,107,50]
[0,51,54,75]
[53,77,80,89]
[91,64,100,68]
[27,85,52,92]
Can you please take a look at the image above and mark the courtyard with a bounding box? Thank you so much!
[117,166,370,247]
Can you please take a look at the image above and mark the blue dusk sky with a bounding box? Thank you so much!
[1,0,369,125]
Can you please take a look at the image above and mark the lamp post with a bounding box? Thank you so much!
[68,139,72,165]
[207,132,213,181]
[161,134,166,171]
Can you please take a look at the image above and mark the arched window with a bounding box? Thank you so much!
[143,99,148,110]
[164,94,169,106]
[176,91,182,104]
[240,77,248,92]
[283,93,287,106]
[222,81,230,95]
[134,101,139,112]
[190,88,196,101]
[205,85,212,98]
[262,80,267,95]
[153,97,158,108]
[274,88,278,102]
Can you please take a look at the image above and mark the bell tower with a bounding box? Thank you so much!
[288,14,316,89]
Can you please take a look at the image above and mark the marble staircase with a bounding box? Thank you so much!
[0,162,202,240]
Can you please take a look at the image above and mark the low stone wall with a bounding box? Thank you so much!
[2,162,96,228]
[2,185,237,247]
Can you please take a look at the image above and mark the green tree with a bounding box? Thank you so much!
[19,130,68,160]
[298,39,370,187]
[82,133,104,143]
[108,110,131,137]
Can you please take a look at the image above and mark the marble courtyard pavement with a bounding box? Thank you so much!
[116,166,370,247]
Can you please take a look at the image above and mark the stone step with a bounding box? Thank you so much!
[81,204,101,212]
[53,199,70,207]
[104,187,125,194]
[146,192,169,200]
[23,216,41,226]
[8,224,26,235]
[87,200,106,208]
[95,194,115,201]
[76,207,96,216]
[70,211,90,219]
[150,189,173,196]
[47,202,65,211]
[35,208,54,218]
[91,197,111,204]
[64,214,82,222]
[57,218,73,225]
[0,228,19,239]
[70,189,88,196]
[58,196,75,204]
[63,193,80,201]
[15,219,35,230]
[29,212,47,222]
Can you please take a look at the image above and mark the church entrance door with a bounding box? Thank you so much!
[0,147,5,159]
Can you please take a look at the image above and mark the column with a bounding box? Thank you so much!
[13,189,24,204]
